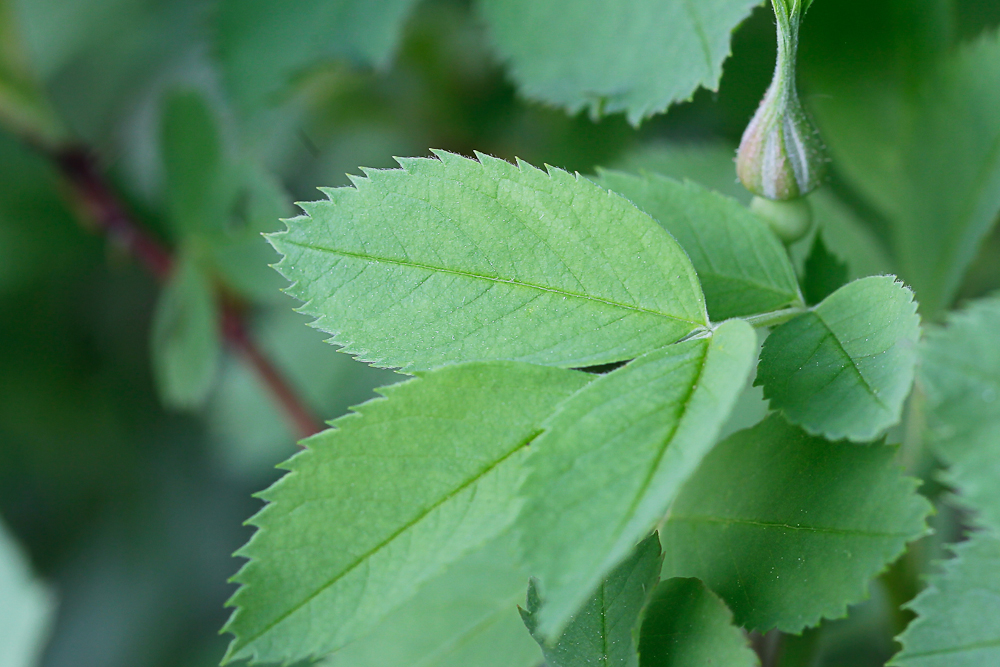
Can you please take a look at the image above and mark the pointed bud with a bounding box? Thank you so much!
[737,0,827,201]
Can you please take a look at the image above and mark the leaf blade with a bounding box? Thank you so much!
[271,151,707,372]
[518,318,757,637]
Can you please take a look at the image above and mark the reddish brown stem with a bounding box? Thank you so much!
[53,145,324,440]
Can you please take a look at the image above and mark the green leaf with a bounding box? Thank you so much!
[756,276,920,442]
[478,0,761,125]
[892,532,1000,667]
[661,414,932,633]
[638,578,758,667]
[222,362,592,665]
[521,534,662,667]
[324,532,541,667]
[0,518,56,667]
[270,151,707,372]
[151,255,220,410]
[808,29,1000,315]
[606,142,895,280]
[597,170,803,320]
[920,296,1000,531]
[802,233,848,305]
[215,0,420,115]
[160,89,234,237]
[518,318,757,637]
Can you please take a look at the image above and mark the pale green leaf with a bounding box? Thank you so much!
[0,518,56,667]
[160,89,235,237]
[222,362,592,665]
[518,318,757,637]
[809,29,1000,315]
[920,296,1000,531]
[215,0,420,114]
[324,532,540,667]
[151,255,220,410]
[270,151,707,372]
[661,414,932,633]
[756,276,920,442]
[892,532,1000,667]
[597,170,803,320]
[521,534,662,667]
[638,578,758,667]
[478,0,761,124]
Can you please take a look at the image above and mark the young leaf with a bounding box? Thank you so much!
[661,414,932,633]
[518,318,757,638]
[520,534,662,667]
[0,518,56,667]
[892,532,1000,667]
[478,0,761,125]
[215,0,420,115]
[802,233,848,305]
[920,296,1000,531]
[325,532,541,667]
[270,151,708,372]
[150,256,220,410]
[597,170,803,320]
[808,29,1000,315]
[756,276,920,442]
[222,362,592,665]
[638,578,758,667]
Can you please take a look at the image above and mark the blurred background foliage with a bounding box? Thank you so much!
[0,0,999,666]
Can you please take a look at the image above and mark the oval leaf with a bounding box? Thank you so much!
[270,151,707,372]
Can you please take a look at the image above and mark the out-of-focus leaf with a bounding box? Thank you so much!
[638,578,758,667]
[161,89,235,237]
[662,414,932,633]
[517,320,756,638]
[478,0,761,125]
[598,170,803,320]
[920,296,1000,532]
[151,255,220,410]
[756,276,920,442]
[802,233,849,305]
[808,28,1000,315]
[270,151,707,372]
[222,362,592,665]
[323,532,540,667]
[215,0,421,115]
[0,517,56,667]
[521,534,661,667]
[892,532,1000,667]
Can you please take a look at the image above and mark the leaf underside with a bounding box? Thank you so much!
[517,318,757,637]
[478,0,762,124]
[270,150,707,372]
[756,276,920,442]
[222,362,591,664]
[598,170,802,320]
[661,414,931,633]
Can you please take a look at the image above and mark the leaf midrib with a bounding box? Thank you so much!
[234,428,544,653]
[810,309,892,411]
[285,240,704,327]
[669,514,915,539]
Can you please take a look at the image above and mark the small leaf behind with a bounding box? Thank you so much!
[802,232,849,305]
[638,578,758,667]
[756,276,920,442]
[518,318,757,637]
[521,534,662,667]
[271,151,707,372]
[662,414,931,633]
[598,170,803,320]
[0,518,56,667]
[222,362,592,665]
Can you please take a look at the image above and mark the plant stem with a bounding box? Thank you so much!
[52,145,325,440]
[744,306,808,329]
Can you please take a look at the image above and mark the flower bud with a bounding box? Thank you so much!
[737,0,827,201]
